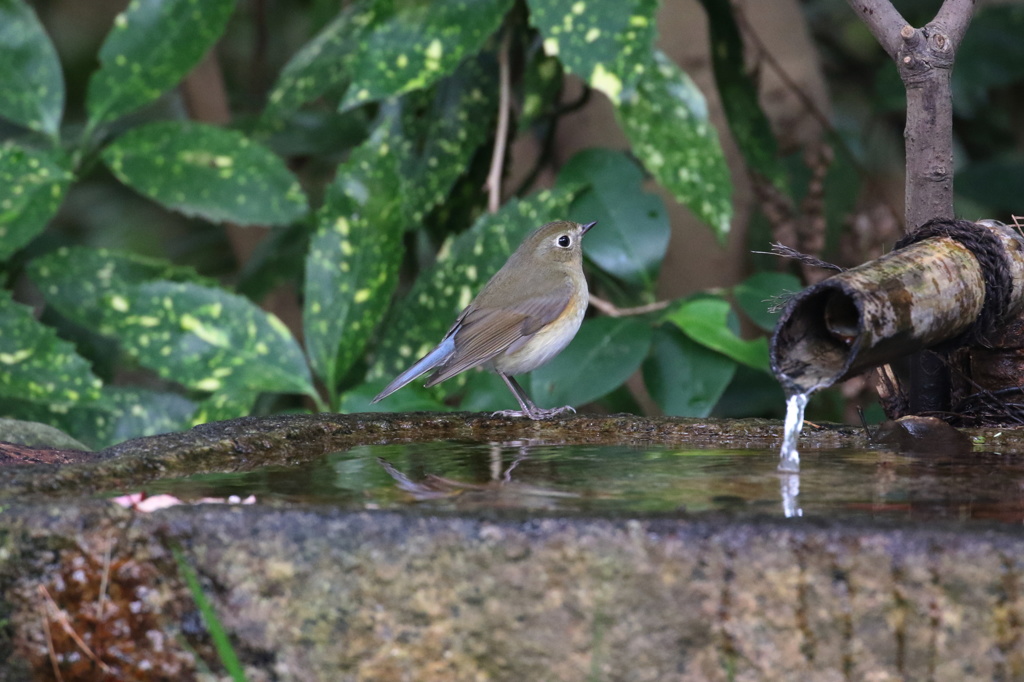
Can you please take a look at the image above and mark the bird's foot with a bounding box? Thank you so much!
[491,405,576,421]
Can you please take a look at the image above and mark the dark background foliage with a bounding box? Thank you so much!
[0,0,1021,448]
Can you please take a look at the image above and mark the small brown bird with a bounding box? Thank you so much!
[372,219,596,419]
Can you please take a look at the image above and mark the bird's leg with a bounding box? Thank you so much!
[492,373,576,420]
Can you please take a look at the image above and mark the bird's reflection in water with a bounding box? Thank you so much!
[376,441,582,507]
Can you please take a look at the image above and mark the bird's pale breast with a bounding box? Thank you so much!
[492,282,588,376]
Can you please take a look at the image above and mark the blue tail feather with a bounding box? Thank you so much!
[371,336,456,403]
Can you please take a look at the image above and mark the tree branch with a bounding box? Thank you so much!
[589,294,670,318]
[846,0,977,417]
[485,30,512,214]
[844,0,908,59]
[933,0,976,51]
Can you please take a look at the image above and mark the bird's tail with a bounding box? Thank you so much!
[371,336,456,403]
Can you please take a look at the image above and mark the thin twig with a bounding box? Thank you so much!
[486,30,512,214]
[589,294,670,317]
[38,584,114,675]
[39,597,63,682]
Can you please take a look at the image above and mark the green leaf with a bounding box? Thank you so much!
[338,0,513,111]
[369,187,580,387]
[528,316,653,409]
[697,0,781,183]
[519,47,563,131]
[617,50,733,241]
[304,123,406,392]
[733,272,801,333]
[98,386,197,444]
[29,246,214,329]
[0,0,64,136]
[526,0,657,101]
[104,281,316,398]
[0,290,103,406]
[666,297,769,371]
[643,324,735,417]
[1,385,237,448]
[395,55,497,221]
[560,148,669,293]
[0,144,73,259]
[172,547,248,682]
[86,0,236,126]
[300,53,497,378]
[102,121,308,226]
[190,391,259,425]
[33,250,316,403]
[262,2,367,120]
[527,0,731,239]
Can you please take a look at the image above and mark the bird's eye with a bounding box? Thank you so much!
[557,234,571,248]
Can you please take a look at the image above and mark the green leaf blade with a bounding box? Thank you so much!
[305,188,404,393]
[697,0,781,183]
[18,386,198,448]
[396,56,497,221]
[110,281,316,399]
[303,111,412,392]
[0,0,65,136]
[528,0,732,241]
[190,391,260,426]
[526,0,657,101]
[262,2,368,120]
[0,290,103,407]
[617,51,733,241]
[643,324,736,417]
[102,121,308,226]
[31,248,314,403]
[98,386,198,445]
[305,61,497,395]
[666,297,769,371]
[560,148,669,293]
[339,0,512,111]
[29,246,215,329]
[0,144,73,259]
[86,0,236,126]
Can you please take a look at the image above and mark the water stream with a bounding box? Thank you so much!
[779,392,808,472]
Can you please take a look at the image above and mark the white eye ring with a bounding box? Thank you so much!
[556,234,571,248]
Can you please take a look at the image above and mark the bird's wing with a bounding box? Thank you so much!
[423,287,572,386]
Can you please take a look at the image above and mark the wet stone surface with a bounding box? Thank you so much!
[2,412,1024,680]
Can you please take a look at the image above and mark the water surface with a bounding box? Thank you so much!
[140,440,1024,523]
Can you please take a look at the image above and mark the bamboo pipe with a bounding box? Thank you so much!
[770,220,1024,396]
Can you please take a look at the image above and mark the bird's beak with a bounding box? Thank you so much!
[581,221,597,235]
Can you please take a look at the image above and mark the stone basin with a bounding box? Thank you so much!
[2,412,1023,680]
